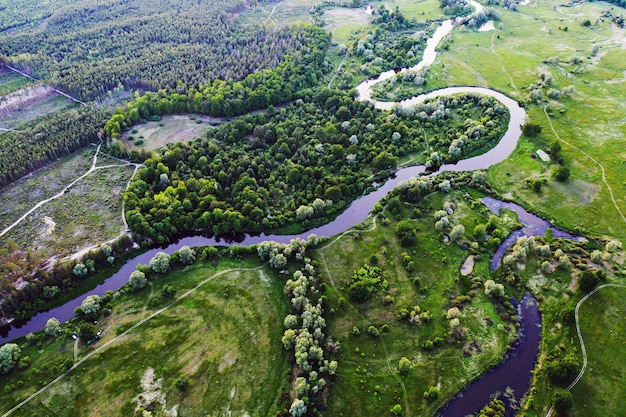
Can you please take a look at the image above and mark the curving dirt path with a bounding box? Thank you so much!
[544,283,626,417]
[542,105,626,226]
[491,32,518,91]
[1,265,264,417]
[0,141,144,263]
[327,47,348,88]
[266,0,285,26]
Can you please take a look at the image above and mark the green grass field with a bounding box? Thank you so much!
[0,69,36,96]
[313,189,516,416]
[121,114,218,151]
[570,286,626,416]
[408,0,626,241]
[0,257,292,416]
[0,146,136,258]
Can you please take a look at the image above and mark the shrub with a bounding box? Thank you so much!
[398,357,411,375]
[423,386,439,399]
[129,270,147,291]
[150,252,170,274]
[553,388,573,411]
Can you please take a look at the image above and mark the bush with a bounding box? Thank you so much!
[553,388,573,411]
[78,322,97,341]
[150,252,170,274]
[368,325,380,337]
[395,220,417,247]
[423,386,439,399]
[0,344,21,375]
[398,357,411,375]
[345,264,384,302]
[177,246,196,265]
[522,122,542,137]
[129,270,148,291]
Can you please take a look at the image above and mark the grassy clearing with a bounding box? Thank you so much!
[0,69,36,96]
[314,190,516,417]
[0,94,75,130]
[0,257,292,416]
[411,0,626,240]
[121,114,218,151]
[0,147,96,231]
[380,0,445,21]
[570,286,626,416]
[0,162,135,258]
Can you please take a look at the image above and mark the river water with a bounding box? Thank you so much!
[437,293,541,417]
[481,197,583,271]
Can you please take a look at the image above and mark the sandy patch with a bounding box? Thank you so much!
[218,351,237,372]
[43,216,56,235]
[259,270,271,285]
[324,7,372,34]
[135,368,179,416]
[0,85,57,116]
[611,23,626,49]
[478,20,495,32]
[13,277,29,290]
[536,149,550,162]
[528,274,548,293]
[460,255,475,276]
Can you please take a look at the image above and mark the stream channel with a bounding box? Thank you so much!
[0,2,558,415]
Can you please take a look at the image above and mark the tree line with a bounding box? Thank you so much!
[103,24,330,139]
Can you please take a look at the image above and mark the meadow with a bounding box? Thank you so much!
[0,146,136,258]
[313,188,518,416]
[0,257,292,416]
[121,114,221,152]
[365,0,626,240]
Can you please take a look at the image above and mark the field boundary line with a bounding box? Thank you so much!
[2,63,86,105]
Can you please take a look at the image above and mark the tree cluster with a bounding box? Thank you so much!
[118,91,508,243]
[0,236,133,322]
[281,263,336,417]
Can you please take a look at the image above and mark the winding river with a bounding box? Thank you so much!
[1,3,545,417]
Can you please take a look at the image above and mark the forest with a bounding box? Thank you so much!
[117,89,509,244]
[0,0,317,100]
[0,106,111,186]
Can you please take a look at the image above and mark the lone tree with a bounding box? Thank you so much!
[552,388,573,411]
[78,322,97,341]
[129,270,148,291]
[0,343,21,375]
[78,295,101,319]
[522,122,542,137]
[45,317,62,336]
[150,252,170,274]
[177,246,196,265]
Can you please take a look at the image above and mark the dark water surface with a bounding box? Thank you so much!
[437,293,541,417]
[481,197,583,271]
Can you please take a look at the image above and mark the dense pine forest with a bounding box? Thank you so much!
[0,0,315,100]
